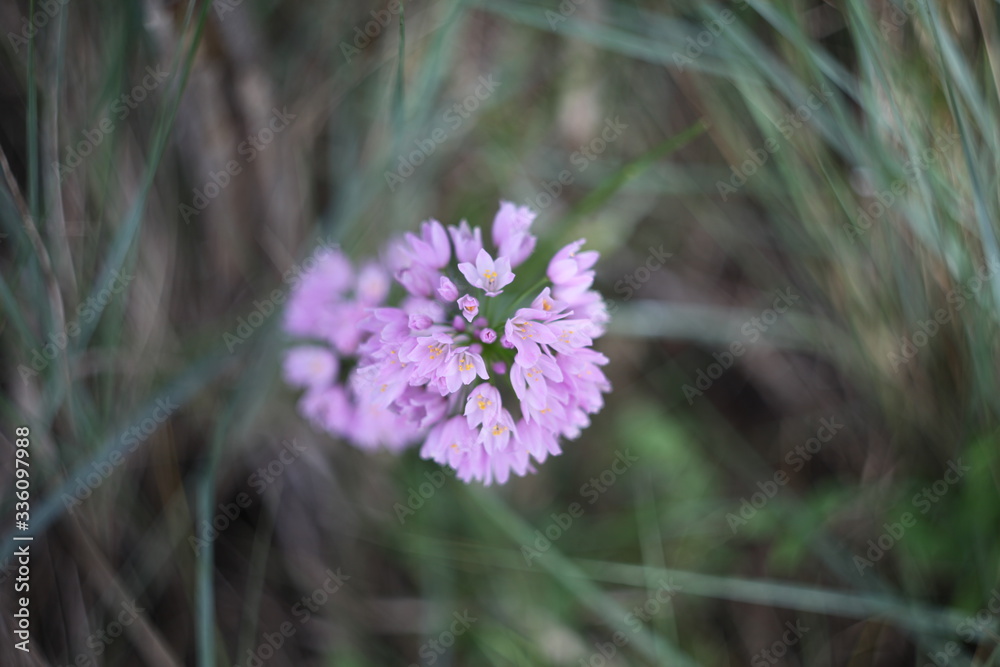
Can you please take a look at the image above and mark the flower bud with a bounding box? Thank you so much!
[437,276,459,301]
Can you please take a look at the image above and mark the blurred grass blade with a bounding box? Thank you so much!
[555,118,708,238]
[72,0,214,353]
[467,485,699,667]
[577,558,990,641]
[0,351,234,563]
[392,2,405,143]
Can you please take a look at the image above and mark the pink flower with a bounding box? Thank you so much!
[448,220,483,263]
[283,346,339,389]
[504,308,558,366]
[438,276,459,302]
[442,347,489,393]
[356,262,391,305]
[530,287,568,320]
[457,294,480,322]
[548,238,599,302]
[384,223,451,298]
[465,383,502,428]
[282,201,611,484]
[510,353,563,413]
[516,419,562,463]
[299,386,352,435]
[400,332,453,380]
[405,220,451,268]
[408,313,433,331]
[421,416,479,471]
[458,249,514,297]
[492,201,537,267]
[477,408,517,454]
[283,248,354,339]
[385,239,438,297]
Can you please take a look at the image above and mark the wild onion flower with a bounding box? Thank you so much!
[282,202,610,484]
[281,246,422,451]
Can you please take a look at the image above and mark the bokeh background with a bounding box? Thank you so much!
[1,0,1000,665]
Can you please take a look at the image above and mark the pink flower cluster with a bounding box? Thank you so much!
[282,202,610,484]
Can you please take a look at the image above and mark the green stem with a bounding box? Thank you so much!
[482,292,494,324]
[510,276,550,311]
